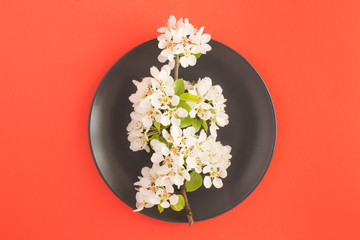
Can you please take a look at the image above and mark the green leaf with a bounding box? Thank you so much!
[154,121,161,132]
[171,194,185,211]
[179,116,193,128]
[185,171,203,192]
[194,53,202,59]
[173,78,185,96]
[192,118,201,132]
[158,204,164,213]
[177,100,192,112]
[180,93,200,102]
[200,119,208,132]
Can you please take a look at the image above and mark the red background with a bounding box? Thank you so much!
[1,1,359,239]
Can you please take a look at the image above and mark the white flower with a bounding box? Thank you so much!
[180,52,196,68]
[129,77,153,104]
[215,110,229,127]
[162,164,190,188]
[150,139,170,164]
[189,26,212,54]
[128,129,149,152]
[157,15,177,33]
[196,77,212,96]
[203,164,228,189]
[205,85,224,102]
[156,15,212,67]
[157,188,179,208]
[160,107,188,126]
[189,102,212,120]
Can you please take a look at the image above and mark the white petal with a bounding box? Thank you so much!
[168,59,175,70]
[168,15,176,27]
[150,94,162,109]
[141,167,150,178]
[198,130,206,142]
[132,80,140,86]
[213,177,223,188]
[157,27,167,33]
[170,95,180,106]
[178,154,184,165]
[204,176,212,188]
[160,200,170,208]
[182,171,190,181]
[183,126,195,137]
[202,33,211,42]
[189,109,196,118]
[161,64,171,74]
[161,146,170,156]
[142,116,152,129]
[167,53,174,61]
[210,122,218,137]
[161,48,172,57]
[170,125,182,138]
[204,44,212,52]
[149,195,161,205]
[195,165,202,173]
[151,153,164,163]
[129,93,139,104]
[218,169,228,178]
[150,66,160,78]
[203,165,211,174]
[171,116,181,126]
[176,108,188,118]
[162,129,170,141]
[172,174,184,186]
[180,56,188,68]
[185,137,196,147]
[197,26,204,35]
[158,40,166,49]
[150,139,160,150]
[157,34,167,41]
[158,69,168,81]
[188,55,196,66]
[165,85,175,96]
[169,195,179,205]
[161,114,170,126]
[158,53,167,63]
[154,113,162,122]
[165,184,174,193]
[186,156,196,169]
[173,31,182,43]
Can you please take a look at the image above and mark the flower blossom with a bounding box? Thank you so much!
[157,15,212,68]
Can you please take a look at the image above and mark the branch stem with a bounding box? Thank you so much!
[174,54,180,80]
[180,184,194,227]
[174,54,194,227]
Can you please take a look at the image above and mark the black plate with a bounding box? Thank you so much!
[89,39,276,222]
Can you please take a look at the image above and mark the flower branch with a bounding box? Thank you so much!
[127,15,232,227]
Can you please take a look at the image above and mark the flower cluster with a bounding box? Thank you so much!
[157,15,211,68]
[127,15,232,214]
[128,71,232,211]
